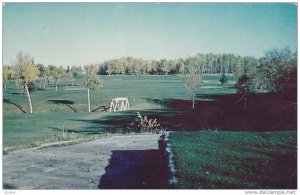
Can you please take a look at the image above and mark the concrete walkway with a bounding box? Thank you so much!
[3,134,169,189]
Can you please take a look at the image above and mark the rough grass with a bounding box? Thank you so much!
[169,131,297,189]
[3,132,111,154]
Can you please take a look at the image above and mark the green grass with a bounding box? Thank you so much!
[169,131,297,189]
[3,112,111,149]
[3,74,237,149]
[3,74,237,113]
[3,74,297,189]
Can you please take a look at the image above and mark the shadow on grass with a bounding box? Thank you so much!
[7,92,22,95]
[244,153,297,189]
[36,87,47,91]
[98,150,169,189]
[48,99,77,113]
[3,99,26,113]
[3,183,17,189]
[47,125,108,136]
[91,105,110,112]
[147,92,296,131]
[47,83,82,88]
[70,92,297,132]
[69,112,138,134]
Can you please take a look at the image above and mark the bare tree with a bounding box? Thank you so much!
[185,65,201,109]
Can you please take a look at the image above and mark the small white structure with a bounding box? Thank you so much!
[109,97,130,112]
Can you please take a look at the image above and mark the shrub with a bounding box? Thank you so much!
[128,112,163,134]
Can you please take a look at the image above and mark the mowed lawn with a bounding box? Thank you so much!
[3,74,237,113]
[3,74,237,150]
[169,131,297,189]
[3,112,111,149]
[3,74,298,189]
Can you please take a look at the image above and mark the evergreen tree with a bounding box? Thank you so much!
[219,73,228,85]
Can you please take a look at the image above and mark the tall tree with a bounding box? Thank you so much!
[70,65,83,77]
[84,64,102,112]
[159,59,171,74]
[36,64,46,88]
[13,51,39,114]
[235,74,251,94]
[51,66,65,91]
[65,66,76,86]
[175,59,185,74]
[3,66,10,90]
[257,47,297,92]
[44,66,53,87]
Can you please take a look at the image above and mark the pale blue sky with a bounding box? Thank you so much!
[3,3,297,66]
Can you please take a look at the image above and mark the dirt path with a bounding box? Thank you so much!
[3,134,169,189]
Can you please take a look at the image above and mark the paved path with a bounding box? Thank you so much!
[3,134,169,189]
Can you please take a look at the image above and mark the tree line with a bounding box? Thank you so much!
[3,52,260,91]
[183,47,297,109]
[3,62,85,91]
[100,48,297,96]
[3,47,297,112]
[99,53,258,75]
[3,51,100,113]
[235,47,297,95]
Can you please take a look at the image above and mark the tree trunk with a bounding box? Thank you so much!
[192,95,195,109]
[25,84,33,114]
[55,82,58,91]
[4,84,6,90]
[88,88,91,112]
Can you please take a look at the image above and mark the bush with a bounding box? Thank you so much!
[128,112,163,134]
